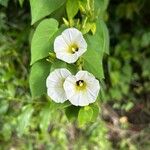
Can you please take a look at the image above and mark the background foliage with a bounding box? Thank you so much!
[0,0,150,150]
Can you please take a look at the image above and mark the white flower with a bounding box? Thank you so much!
[46,68,71,103]
[54,28,87,63]
[63,71,100,106]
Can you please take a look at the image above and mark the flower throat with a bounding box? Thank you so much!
[76,80,86,90]
[69,44,79,54]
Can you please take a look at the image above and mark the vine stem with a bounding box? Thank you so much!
[77,57,84,70]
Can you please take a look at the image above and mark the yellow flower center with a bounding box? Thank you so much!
[76,80,86,91]
[68,43,79,54]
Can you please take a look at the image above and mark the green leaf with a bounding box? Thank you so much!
[66,0,79,19]
[90,104,99,122]
[17,105,34,135]
[95,0,109,13]
[100,20,109,54]
[0,0,9,7]
[65,105,80,122]
[78,106,93,126]
[50,60,67,72]
[141,32,150,47]
[66,63,78,74]
[50,59,78,74]
[49,100,71,110]
[125,102,134,112]
[83,20,109,80]
[83,49,104,80]
[30,0,66,24]
[0,100,9,115]
[39,103,51,132]
[31,18,58,65]
[2,124,11,141]
[29,59,51,98]
[86,20,109,54]
[18,0,24,7]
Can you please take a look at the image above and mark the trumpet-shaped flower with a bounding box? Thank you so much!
[54,28,87,63]
[63,71,100,106]
[46,68,71,103]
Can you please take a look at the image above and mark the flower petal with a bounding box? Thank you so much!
[56,52,78,64]
[63,75,76,97]
[54,35,68,53]
[70,91,92,106]
[62,28,82,43]
[54,28,87,63]
[75,33,87,49]
[46,68,71,103]
[87,79,100,99]
[64,70,100,106]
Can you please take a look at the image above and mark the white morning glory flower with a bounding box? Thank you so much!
[46,68,71,103]
[63,71,100,106]
[54,28,87,64]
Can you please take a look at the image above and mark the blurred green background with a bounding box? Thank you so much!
[0,0,150,149]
